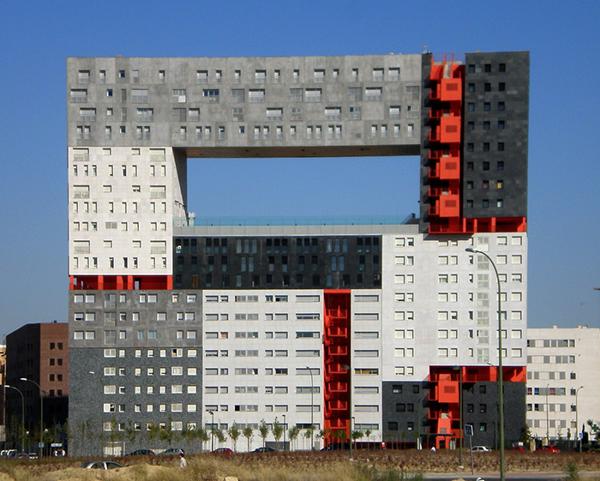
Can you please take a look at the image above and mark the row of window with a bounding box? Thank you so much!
[74,329,196,342]
[71,147,166,160]
[76,66,407,85]
[72,256,167,270]
[72,163,167,177]
[394,235,524,248]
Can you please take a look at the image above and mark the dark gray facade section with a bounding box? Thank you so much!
[418,53,433,233]
[68,290,203,455]
[69,347,202,456]
[462,52,529,218]
[382,380,526,448]
[174,235,382,290]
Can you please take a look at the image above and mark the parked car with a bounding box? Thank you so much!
[539,445,560,454]
[253,446,277,453]
[81,461,123,470]
[471,445,491,452]
[212,447,234,456]
[126,448,155,456]
[158,447,184,456]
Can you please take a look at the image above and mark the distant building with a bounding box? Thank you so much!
[526,326,600,441]
[5,323,69,444]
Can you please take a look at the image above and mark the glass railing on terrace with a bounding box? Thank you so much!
[174,213,417,227]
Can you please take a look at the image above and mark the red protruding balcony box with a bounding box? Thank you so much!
[438,155,460,180]
[438,378,459,403]
[440,116,461,143]
[440,78,462,101]
[438,194,460,218]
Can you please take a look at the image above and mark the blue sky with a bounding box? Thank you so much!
[0,0,599,334]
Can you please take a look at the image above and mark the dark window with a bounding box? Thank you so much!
[498,82,506,92]
[484,82,491,92]
[484,102,491,112]
[498,142,505,152]
[467,181,474,190]
[497,161,505,171]
[483,142,490,152]
[467,103,475,112]
[497,101,506,111]
[396,403,406,412]
[49,358,55,366]
[483,161,490,171]
[467,403,474,413]
[50,342,56,350]
[499,63,506,73]
[468,64,476,74]
[412,384,420,394]
[497,120,505,129]
[468,83,475,93]
[483,121,490,130]
[466,199,473,208]
[466,162,474,171]
[407,403,414,412]
[407,422,414,431]
[482,199,489,208]
[388,422,398,431]
[484,63,491,73]
[479,404,487,413]
[467,121,475,131]
[479,423,487,432]
[479,385,487,394]
[58,358,63,366]
[466,143,474,152]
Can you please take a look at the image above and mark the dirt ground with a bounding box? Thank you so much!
[0,450,599,481]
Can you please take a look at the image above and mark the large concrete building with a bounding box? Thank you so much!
[526,326,600,442]
[67,52,529,454]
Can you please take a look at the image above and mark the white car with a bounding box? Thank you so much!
[471,445,491,452]
[81,461,123,469]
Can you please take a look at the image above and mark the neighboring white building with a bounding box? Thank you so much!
[526,326,600,441]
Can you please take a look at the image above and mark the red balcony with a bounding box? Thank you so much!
[438,155,460,180]
[328,345,348,356]
[439,116,461,143]
[328,381,348,393]
[327,326,348,338]
[440,78,462,102]
[327,400,349,412]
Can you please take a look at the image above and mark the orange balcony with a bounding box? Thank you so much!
[440,78,462,102]
[438,155,460,180]
[430,194,460,218]
[327,363,350,375]
[439,116,461,143]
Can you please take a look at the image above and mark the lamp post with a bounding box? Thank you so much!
[466,247,504,481]
[19,378,43,458]
[575,386,584,453]
[545,384,550,443]
[283,414,287,451]
[4,385,25,452]
[208,410,215,452]
[306,366,315,450]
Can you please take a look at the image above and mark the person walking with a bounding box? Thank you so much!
[179,451,188,469]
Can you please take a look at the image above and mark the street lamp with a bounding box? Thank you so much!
[283,414,287,451]
[4,385,25,452]
[465,247,505,481]
[19,378,43,458]
[208,410,215,452]
[575,386,584,453]
[305,366,315,450]
[545,384,550,443]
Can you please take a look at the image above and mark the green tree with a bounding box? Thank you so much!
[243,426,254,452]
[303,428,313,450]
[259,420,269,448]
[196,427,210,452]
[228,424,241,452]
[148,422,161,448]
[288,426,300,451]
[124,421,138,452]
[365,429,372,450]
[215,428,226,447]
[272,419,284,450]
[351,430,363,450]
[159,422,175,447]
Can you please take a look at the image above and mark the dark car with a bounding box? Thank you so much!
[81,461,123,470]
[126,449,155,456]
[212,447,234,456]
[253,446,276,453]
[158,447,184,456]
